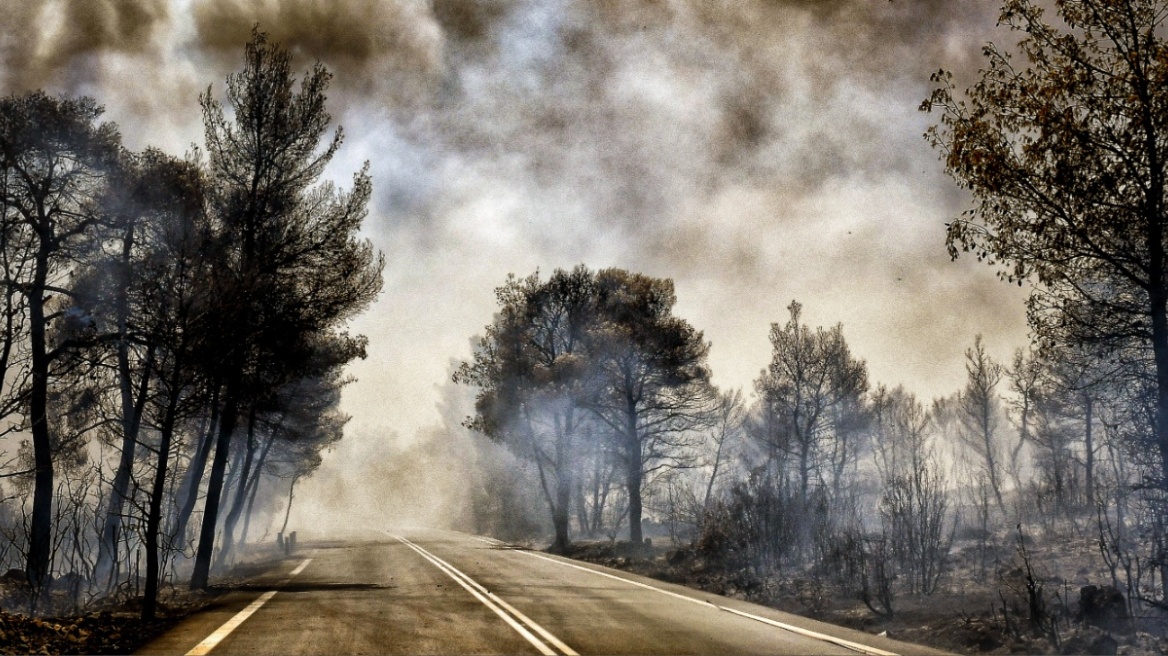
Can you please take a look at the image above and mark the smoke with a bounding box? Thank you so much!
[1,0,1032,527]
[191,0,445,106]
[0,0,167,93]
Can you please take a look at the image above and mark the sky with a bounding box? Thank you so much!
[1,0,1034,520]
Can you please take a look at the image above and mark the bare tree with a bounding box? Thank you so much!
[754,301,869,511]
[952,335,1009,516]
[703,388,745,510]
[1005,348,1041,493]
[871,386,953,595]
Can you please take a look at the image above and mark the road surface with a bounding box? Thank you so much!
[138,529,949,655]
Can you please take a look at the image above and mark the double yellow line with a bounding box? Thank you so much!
[388,533,578,656]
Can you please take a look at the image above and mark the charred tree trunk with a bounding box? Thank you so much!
[1085,395,1095,509]
[1152,289,1168,492]
[172,386,220,544]
[143,369,182,621]
[551,471,571,553]
[217,408,258,569]
[626,465,643,548]
[26,241,52,598]
[798,439,811,512]
[624,402,644,549]
[190,381,241,590]
[1150,263,1168,602]
[278,475,298,547]
[238,431,275,547]
[574,482,588,538]
[549,412,574,552]
[97,335,155,591]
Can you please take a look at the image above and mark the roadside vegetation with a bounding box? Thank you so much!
[0,25,382,649]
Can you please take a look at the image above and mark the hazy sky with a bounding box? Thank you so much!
[2,1,1033,499]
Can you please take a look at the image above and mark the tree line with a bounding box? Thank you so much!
[0,29,382,619]
[457,0,1168,627]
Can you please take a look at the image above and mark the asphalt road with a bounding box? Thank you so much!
[137,529,950,655]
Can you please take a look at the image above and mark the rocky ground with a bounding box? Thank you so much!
[560,540,1168,656]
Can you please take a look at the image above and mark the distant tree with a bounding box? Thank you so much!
[1005,348,1042,492]
[753,301,869,510]
[703,388,745,510]
[871,386,931,482]
[870,385,952,595]
[586,269,713,548]
[950,336,1009,515]
[0,92,122,594]
[217,333,362,567]
[457,267,600,552]
[1042,344,1121,511]
[461,268,711,550]
[923,0,1168,493]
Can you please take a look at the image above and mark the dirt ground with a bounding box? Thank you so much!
[0,545,292,655]
[559,538,1168,656]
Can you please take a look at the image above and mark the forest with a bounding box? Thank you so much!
[0,29,382,621]
[445,2,1168,652]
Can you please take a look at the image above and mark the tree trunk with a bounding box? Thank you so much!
[626,465,643,547]
[97,339,155,591]
[1085,395,1095,509]
[549,413,573,552]
[1149,275,1168,603]
[574,482,589,538]
[143,370,181,621]
[172,386,220,545]
[798,441,811,511]
[1152,298,1168,491]
[238,431,275,547]
[190,382,240,590]
[625,404,644,548]
[216,408,258,569]
[704,428,726,510]
[279,476,298,544]
[551,470,571,552]
[26,244,52,599]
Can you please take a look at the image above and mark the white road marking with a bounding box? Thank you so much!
[391,535,555,655]
[389,533,578,656]
[520,550,901,656]
[400,536,578,656]
[185,557,313,656]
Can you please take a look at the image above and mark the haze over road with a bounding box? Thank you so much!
[138,530,947,656]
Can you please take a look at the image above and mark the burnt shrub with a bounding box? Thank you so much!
[695,469,800,575]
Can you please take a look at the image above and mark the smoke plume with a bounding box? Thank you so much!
[0,0,1030,527]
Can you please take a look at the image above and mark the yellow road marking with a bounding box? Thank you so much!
[184,557,313,656]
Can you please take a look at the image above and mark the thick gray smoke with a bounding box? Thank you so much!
[0,0,1030,532]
